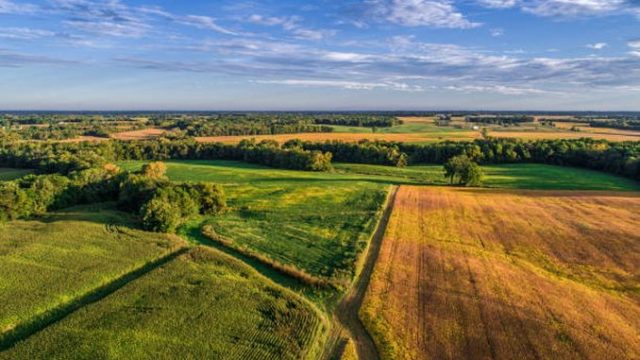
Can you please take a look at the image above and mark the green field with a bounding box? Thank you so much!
[0,168,33,181]
[1,247,326,360]
[334,163,640,191]
[0,203,185,339]
[120,160,389,286]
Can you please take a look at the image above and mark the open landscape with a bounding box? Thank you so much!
[2,0,640,358]
[1,111,639,359]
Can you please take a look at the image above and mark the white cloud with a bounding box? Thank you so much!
[586,42,608,50]
[0,27,55,39]
[445,84,550,95]
[247,14,330,40]
[490,28,504,37]
[257,79,424,91]
[477,0,517,8]
[0,0,36,14]
[370,0,481,29]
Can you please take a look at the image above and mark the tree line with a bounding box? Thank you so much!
[1,137,638,181]
[0,139,333,174]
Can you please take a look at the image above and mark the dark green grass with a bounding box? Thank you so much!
[1,247,326,360]
[0,168,33,181]
[0,203,185,335]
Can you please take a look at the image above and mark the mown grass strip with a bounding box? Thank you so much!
[0,246,189,351]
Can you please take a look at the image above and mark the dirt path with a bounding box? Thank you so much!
[334,186,398,360]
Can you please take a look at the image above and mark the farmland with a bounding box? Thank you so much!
[117,160,638,288]
[1,247,327,360]
[1,111,640,359]
[0,203,186,343]
[119,160,391,288]
[361,186,640,359]
[191,116,640,144]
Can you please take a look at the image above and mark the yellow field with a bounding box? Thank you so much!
[109,128,166,140]
[361,186,640,360]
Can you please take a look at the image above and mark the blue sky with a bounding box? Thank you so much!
[1,0,640,110]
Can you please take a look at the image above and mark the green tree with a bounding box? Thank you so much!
[444,155,484,186]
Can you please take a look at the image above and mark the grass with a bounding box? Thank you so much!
[120,160,390,287]
[361,186,640,360]
[0,168,33,181]
[0,203,185,338]
[1,247,327,360]
[334,163,640,191]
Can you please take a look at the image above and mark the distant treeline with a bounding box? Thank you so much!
[1,113,404,140]
[1,137,638,181]
[313,115,401,127]
[465,115,534,125]
[589,120,640,131]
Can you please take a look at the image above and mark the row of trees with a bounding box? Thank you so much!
[0,139,334,174]
[313,115,402,127]
[1,137,638,180]
[465,115,534,125]
[292,140,408,167]
[590,120,640,131]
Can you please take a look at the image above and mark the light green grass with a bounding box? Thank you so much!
[1,247,327,360]
[0,168,33,181]
[0,203,185,335]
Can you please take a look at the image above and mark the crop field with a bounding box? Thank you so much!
[119,160,389,286]
[110,128,166,140]
[0,203,185,341]
[0,168,33,181]
[361,186,640,360]
[1,247,327,360]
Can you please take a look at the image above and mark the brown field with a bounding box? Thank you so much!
[110,127,166,140]
[361,186,640,360]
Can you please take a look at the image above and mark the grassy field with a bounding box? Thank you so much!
[1,247,327,360]
[361,186,640,360]
[335,163,640,191]
[0,203,185,340]
[0,168,33,181]
[120,160,390,287]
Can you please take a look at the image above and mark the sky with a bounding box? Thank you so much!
[1,0,640,111]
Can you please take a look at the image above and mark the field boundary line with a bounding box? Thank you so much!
[0,246,190,352]
[333,185,398,360]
